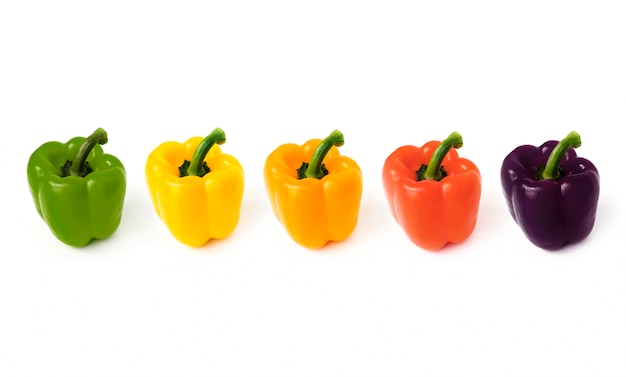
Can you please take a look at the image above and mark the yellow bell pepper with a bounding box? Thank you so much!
[264,130,362,249]
[145,128,244,247]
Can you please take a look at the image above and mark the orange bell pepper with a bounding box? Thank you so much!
[382,132,481,250]
[145,128,244,247]
[264,130,362,249]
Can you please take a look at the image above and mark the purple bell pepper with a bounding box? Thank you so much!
[500,131,600,250]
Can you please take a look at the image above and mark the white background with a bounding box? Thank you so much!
[1,1,625,376]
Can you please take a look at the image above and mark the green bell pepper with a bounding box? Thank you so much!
[27,128,127,247]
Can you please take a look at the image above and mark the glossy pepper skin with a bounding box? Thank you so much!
[27,128,127,247]
[382,132,481,251]
[264,130,362,249]
[145,128,244,247]
[500,131,600,250]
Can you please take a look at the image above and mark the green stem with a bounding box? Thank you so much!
[188,128,226,177]
[541,131,581,180]
[69,128,108,177]
[304,130,344,179]
[422,132,463,181]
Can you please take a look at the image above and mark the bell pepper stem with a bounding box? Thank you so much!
[305,130,344,179]
[189,128,226,177]
[423,132,463,181]
[69,128,108,177]
[541,131,581,180]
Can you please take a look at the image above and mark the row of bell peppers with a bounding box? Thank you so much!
[26,128,600,251]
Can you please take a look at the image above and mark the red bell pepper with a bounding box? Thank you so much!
[382,132,482,250]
